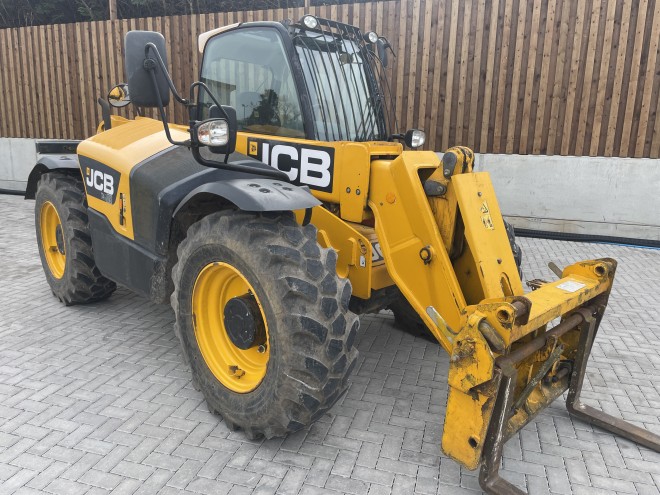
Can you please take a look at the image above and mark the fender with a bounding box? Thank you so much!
[173,179,321,218]
[128,146,322,256]
[24,154,80,199]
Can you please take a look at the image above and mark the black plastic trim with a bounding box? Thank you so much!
[128,145,320,256]
[35,140,81,154]
[88,208,166,300]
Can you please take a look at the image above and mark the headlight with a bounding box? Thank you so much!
[302,15,319,29]
[197,119,229,146]
[364,31,379,44]
[405,129,426,148]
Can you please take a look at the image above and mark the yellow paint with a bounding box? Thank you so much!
[40,201,66,279]
[443,387,494,470]
[78,117,189,239]
[453,172,524,301]
[294,207,373,299]
[79,108,620,474]
[442,258,616,469]
[96,115,132,134]
[235,131,402,211]
[368,151,467,353]
[192,262,270,393]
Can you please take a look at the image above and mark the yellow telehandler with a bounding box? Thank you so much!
[25,15,660,493]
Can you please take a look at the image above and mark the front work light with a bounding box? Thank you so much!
[405,129,426,148]
[364,31,379,44]
[196,119,229,146]
[302,15,319,29]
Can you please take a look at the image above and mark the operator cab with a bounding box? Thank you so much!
[197,16,408,144]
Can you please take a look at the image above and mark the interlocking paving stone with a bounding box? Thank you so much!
[1,193,660,493]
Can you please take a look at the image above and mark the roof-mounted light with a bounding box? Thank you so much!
[364,31,379,44]
[302,15,319,30]
[405,129,426,149]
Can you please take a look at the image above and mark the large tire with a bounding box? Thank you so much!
[171,210,359,439]
[387,293,433,340]
[388,220,523,340]
[34,173,116,305]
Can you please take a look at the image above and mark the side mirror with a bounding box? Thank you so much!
[376,38,389,68]
[124,30,171,108]
[108,83,130,108]
[209,105,237,155]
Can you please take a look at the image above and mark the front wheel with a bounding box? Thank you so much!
[171,210,359,439]
[34,173,116,305]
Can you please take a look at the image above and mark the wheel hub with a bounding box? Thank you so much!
[55,225,65,255]
[192,262,270,393]
[224,295,266,350]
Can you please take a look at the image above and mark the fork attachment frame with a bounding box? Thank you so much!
[479,306,660,495]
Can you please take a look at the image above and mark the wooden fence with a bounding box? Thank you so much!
[1,0,659,157]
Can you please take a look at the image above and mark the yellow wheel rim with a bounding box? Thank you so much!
[192,262,270,393]
[40,201,66,279]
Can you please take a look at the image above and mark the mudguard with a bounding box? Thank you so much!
[173,179,321,217]
[24,154,80,199]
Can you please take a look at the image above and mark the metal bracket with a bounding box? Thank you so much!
[566,316,660,452]
[478,309,660,495]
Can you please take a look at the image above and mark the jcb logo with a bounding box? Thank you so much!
[80,157,121,204]
[247,138,334,193]
[86,168,114,195]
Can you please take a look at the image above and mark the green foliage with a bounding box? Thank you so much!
[0,0,304,28]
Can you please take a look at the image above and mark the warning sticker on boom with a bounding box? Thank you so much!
[557,280,586,293]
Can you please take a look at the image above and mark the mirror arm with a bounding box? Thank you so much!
[189,81,234,162]
[144,42,188,105]
[97,98,112,130]
[148,68,190,147]
[189,81,230,121]
[190,146,290,181]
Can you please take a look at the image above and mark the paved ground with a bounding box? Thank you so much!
[1,193,660,495]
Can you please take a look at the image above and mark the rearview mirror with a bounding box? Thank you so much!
[124,30,170,108]
[108,83,130,108]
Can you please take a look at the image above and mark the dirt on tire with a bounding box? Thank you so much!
[171,210,359,439]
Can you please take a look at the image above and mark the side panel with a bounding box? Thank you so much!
[236,132,401,219]
[131,146,320,255]
[76,117,189,240]
[88,209,165,300]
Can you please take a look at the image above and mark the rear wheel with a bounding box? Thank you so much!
[171,210,359,438]
[34,173,116,305]
[388,220,523,340]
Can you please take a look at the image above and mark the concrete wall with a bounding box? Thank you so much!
[472,154,660,243]
[1,138,657,242]
[0,138,37,191]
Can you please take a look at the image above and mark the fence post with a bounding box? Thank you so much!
[109,0,117,21]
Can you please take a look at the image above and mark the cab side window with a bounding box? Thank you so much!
[201,28,305,139]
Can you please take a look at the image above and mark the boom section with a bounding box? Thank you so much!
[367,150,658,493]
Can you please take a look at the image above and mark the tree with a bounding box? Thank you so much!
[0,0,304,28]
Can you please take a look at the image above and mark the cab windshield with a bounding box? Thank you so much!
[294,27,394,142]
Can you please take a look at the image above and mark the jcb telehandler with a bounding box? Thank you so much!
[26,16,660,493]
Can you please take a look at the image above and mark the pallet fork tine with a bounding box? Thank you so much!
[479,306,660,495]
